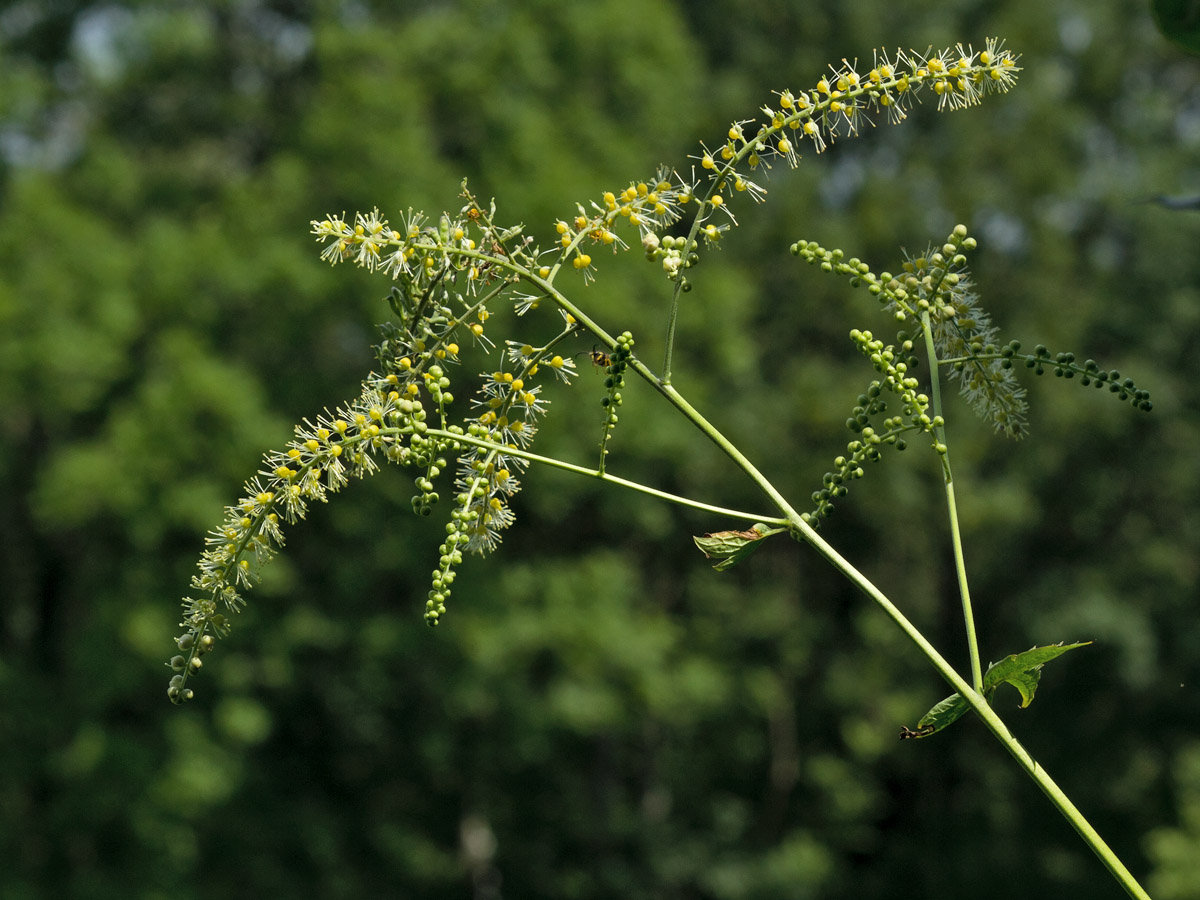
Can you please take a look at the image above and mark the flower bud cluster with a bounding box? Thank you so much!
[549,165,693,284]
[848,329,935,433]
[794,225,1030,438]
[897,230,1030,439]
[1016,343,1152,411]
[167,630,215,703]
[642,233,703,287]
[596,332,635,472]
[805,330,934,526]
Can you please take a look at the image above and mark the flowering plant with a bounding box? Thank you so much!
[165,39,1153,898]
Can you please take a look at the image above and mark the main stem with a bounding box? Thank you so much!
[508,257,1145,896]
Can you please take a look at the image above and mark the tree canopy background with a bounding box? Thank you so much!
[2,1,1199,897]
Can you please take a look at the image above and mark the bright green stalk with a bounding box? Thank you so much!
[641,373,1150,900]
[440,347,1152,897]
[422,426,784,526]
[921,310,985,693]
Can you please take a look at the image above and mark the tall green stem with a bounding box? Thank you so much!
[463,249,1147,898]
[634,369,1150,900]
[921,311,984,693]
[423,426,783,525]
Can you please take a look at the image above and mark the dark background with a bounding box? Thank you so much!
[2,0,1199,897]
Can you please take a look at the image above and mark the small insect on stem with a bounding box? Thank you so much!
[574,345,612,370]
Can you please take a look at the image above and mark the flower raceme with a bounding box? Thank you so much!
[310,41,1020,291]
[168,40,1020,704]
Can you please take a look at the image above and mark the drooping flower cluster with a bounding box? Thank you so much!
[170,193,553,701]
[169,41,1026,702]
[804,328,935,525]
[169,374,449,703]
[456,337,574,553]
[423,327,582,624]
[595,332,635,474]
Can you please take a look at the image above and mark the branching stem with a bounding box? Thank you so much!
[423,426,782,525]
[616,344,1148,900]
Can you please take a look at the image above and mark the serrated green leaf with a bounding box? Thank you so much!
[1002,667,1044,708]
[902,641,1091,740]
[693,523,768,556]
[983,641,1091,707]
[910,692,971,737]
[693,523,781,571]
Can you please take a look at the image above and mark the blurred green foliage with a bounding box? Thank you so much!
[1152,0,1200,55]
[1,0,1198,897]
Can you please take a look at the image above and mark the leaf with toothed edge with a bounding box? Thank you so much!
[693,523,784,571]
[900,641,1092,739]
